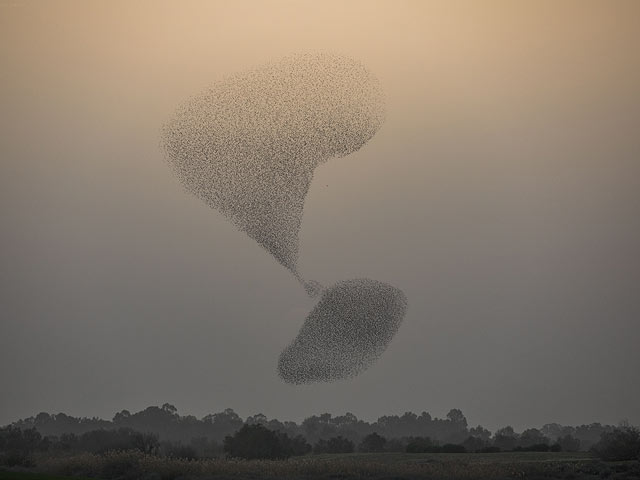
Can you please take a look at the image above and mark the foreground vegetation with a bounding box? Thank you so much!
[2,450,640,480]
[0,472,90,480]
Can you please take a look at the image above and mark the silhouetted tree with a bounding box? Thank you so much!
[592,426,640,461]
[202,408,244,441]
[281,434,312,456]
[493,426,518,451]
[0,425,48,466]
[223,424,302,460]
[469,425,492,441]
[246,413,268,425]
[6,404,628,455]
[519,428,548,448]
[406,436,435,453]
[462,435,487,452]
[574,423,612,451]
[131,431,160,454]
[557,434,580,452]
[541,423,564,441]
[358,432,386,452]
[113,410,131,424]
[446,409,467,428]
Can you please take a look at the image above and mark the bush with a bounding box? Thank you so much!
[385,438,406,452]
[462,435,487,452]
[223,424,305,460]
[0,426,47,453]
[557,434,581,452]
[406,436,435,453]
[478,446,501,453]
[314,436,354,454]
[100,451,141,479]
[77,428,158,454]
[405,437,466,453]
[440,443,467,453]
[161,442,198,459]
[359,432,386,453]
[493,431,517,451]
[0,451,34,467]
[281,434,312,456]
[592,426,640,461]
[515,443,550,452]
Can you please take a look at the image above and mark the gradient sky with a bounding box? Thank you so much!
[1,0,639,431]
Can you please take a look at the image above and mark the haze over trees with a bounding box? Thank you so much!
[2,405,639,472]
[4,404,624,457]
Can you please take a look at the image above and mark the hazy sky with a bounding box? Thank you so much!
[1,0,639,431]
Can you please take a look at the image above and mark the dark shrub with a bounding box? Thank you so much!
[359,432,387,453]
[130,431,160,454]
[0,426,46,453]
[592,427,640,461]
[494,435,517,451]
[462,435,487,452]
[0,425,46,466]
[441,443,467,453]
[528,443,550,452]
[385,438,406,452]
[313,439,328,454]
[557,434,581,452]
[282,434,312,456]
[189,436,223,458]
[162,442,198,459]
[405,437,466,453]
[0,451,34,467]
[100,453,141,480]
[314,436,354,454]
[479,446,501,453]
[223,424,300,460]
[75,428,158,454]
[406,436,435,453]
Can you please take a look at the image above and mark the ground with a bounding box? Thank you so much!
[1,451,639,480]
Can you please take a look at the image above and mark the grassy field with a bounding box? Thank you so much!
[2,450,639,480]
[313,450,594,463]
[0,472,92,480]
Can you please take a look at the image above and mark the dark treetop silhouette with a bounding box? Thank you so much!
[7,404,621,454]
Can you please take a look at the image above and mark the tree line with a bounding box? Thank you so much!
[3,403,636,465]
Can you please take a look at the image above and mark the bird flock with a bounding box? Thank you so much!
[162,53,407,384]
